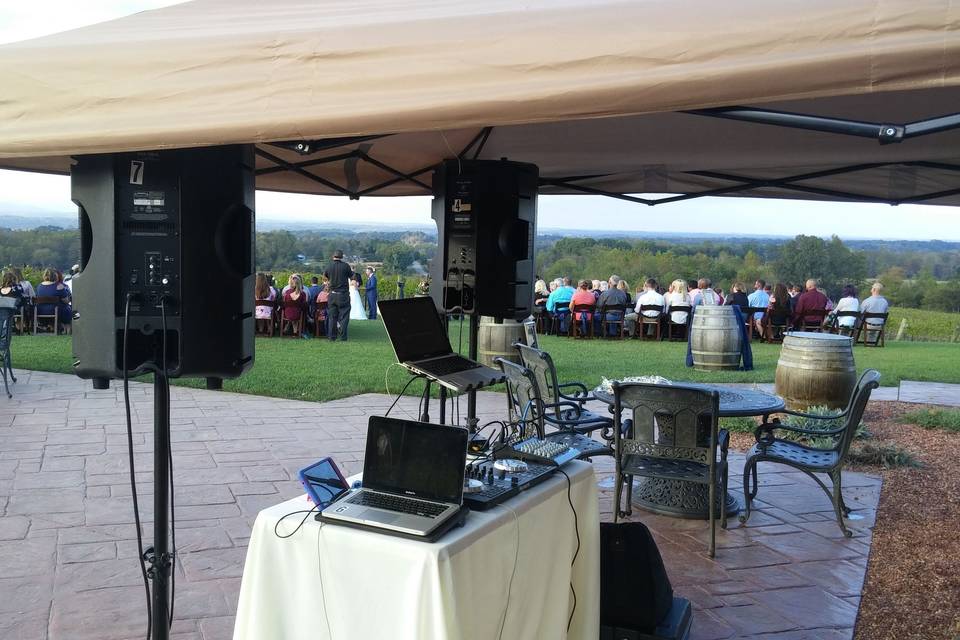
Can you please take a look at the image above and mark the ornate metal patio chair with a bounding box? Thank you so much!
[495,357,613,459]
[514,342,615,440]
[612,382,726,557]
[740,369,880,538]
[0,300,17,398]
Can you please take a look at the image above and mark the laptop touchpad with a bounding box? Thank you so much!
[360,509,399,524]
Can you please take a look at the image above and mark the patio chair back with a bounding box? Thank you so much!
[515,342,562,413]
[612,382,719,465]
[495,357,545,440]
[836,369,881,460]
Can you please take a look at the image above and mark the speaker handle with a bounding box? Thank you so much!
[214,203,254,279]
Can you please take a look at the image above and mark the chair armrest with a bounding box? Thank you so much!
[542,399,585,418]
[754,418,844,443]
[777,407,849,421]
[557,381,590,398]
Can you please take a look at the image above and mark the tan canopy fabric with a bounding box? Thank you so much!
[0,0,958,205]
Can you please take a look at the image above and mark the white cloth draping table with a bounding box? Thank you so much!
[233,460,600,640]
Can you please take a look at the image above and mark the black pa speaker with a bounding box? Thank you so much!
[70,144,255,381]
[429,159,538,321]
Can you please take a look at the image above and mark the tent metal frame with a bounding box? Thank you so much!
[250,107,959,205]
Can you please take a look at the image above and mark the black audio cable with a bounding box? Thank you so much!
[556,466,581,633]
[159,297,176,628]
[122,294,152,640]
[384,374,421,418]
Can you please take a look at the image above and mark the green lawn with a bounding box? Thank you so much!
[10,322,960,402]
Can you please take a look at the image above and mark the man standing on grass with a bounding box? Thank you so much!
[324,249,353,342]
[365,267,378,320]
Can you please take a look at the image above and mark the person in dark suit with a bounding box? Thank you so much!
[364,267,378,320]
[323,249,353,341]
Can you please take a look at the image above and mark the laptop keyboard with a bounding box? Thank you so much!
[417,355,481,376]
[348,491,448,518]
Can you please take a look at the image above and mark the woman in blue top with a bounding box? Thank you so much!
[35,268,72,329]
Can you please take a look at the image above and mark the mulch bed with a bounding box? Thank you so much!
[728,402,960,640]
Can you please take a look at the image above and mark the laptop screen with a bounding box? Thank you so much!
[363,416,468,504]
[378,297,453,363]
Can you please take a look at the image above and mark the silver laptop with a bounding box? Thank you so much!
[378,297,504,392]
[321,416,468,537]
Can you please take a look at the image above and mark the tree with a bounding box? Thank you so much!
[774,234,864,297]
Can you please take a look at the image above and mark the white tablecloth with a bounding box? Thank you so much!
[233,460,600,640]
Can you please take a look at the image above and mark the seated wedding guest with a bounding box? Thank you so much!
[627,278,665,337]
[832,284,859,331]
[687,279,700,303]
[569,280,596,335]
[36,267,72,328]
[591,279,602,300]
[315,282,330,334]
[266,274,279,298]
[0,270,25,308]
[860,282,889,340]
[598,280,608,292]
[692,278,719,305]
[534,276,548,300]
[713,286,725,305]
[792,278,829,326]
[13,268,34,301]
[546,277,576,333]
[819,287,835,312]
[766,282,792,336]
[254,273,276,321]
[282,275,309,336]
[724,283,749,308]
[281,273,302,296]
[665,279,691,325]
[596,275,629,335]
[618,279,632,306]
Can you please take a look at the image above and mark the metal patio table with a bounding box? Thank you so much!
[594,384,785,519]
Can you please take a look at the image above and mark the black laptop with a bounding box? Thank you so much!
[378,297,504,392]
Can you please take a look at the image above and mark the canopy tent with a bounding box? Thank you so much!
[0,0,958,206]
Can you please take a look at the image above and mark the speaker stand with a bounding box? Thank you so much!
[144,371,173,640]
[466,314,480,434]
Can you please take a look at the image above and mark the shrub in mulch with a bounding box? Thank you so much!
[900,407,960,433]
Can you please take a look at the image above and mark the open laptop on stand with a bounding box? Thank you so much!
[320,416,470,539]
[378,297,504,392]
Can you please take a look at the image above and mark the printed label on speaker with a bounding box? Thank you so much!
[130,160,144,185]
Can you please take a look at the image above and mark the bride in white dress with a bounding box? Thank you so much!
[349,278,367,320]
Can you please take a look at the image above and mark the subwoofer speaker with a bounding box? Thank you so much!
[429,159,538,321]
[70,144,255,381]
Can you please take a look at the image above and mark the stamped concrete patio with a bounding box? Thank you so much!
[0,369,882,640]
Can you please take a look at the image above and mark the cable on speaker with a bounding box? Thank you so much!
[122,294,152,640]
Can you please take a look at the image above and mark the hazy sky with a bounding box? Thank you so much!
[1,1,957,240]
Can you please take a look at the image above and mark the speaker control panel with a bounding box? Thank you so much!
[115,153,182,317]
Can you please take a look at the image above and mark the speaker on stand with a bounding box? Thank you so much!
[428,158,539,432]
[71,144,255,640]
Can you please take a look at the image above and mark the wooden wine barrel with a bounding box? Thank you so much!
[690,306,743,371]
[775,332,856,410]
[477,317,526,369]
